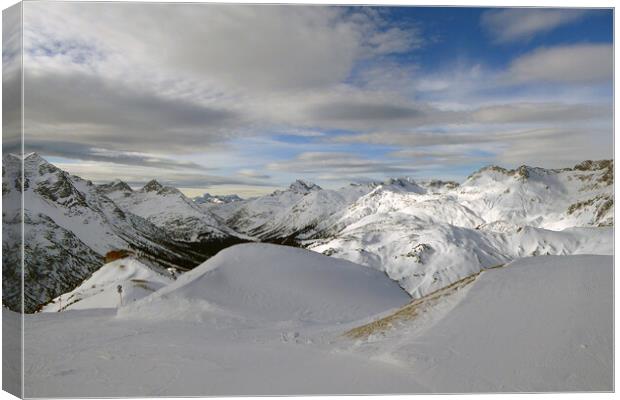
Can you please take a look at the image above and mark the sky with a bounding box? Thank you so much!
[6,4,614,197]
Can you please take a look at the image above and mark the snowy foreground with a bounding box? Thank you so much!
[19,244,612,396]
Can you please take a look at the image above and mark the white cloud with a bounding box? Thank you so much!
[332,124,613,171]
[22,3,422,93]
[238,169,271,179]
[481,8,587,43]
[267,152,417,177]
[20,3,427,156]
[507,44,613,84]
[471,102,611,123]
[3,4,22,147]
[388,146,496,167]
[365,26,424,55]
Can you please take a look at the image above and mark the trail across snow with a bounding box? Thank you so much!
[20,245,613,396]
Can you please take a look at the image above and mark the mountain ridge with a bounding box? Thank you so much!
[2,153,613,312]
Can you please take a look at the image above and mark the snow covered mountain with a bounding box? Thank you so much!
[2,153,227,312]
[305,161,613,298]
[457,161,613,230]
[193,192,242,205]
[213,177,451,241]
[102,178,246,243]
[213,180,380,241]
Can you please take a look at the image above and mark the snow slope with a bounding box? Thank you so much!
[22,254,612,396]
[347,255,613,392]
[41,258,174,312]
[120,243,410,323]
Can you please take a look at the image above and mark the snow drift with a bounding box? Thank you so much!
[120,243,410,323]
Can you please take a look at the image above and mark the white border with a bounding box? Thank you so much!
[0,1,615,400]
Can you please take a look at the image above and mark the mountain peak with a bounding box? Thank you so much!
[23,152,50,165]
[288,179,322,194]
[142,179,164,192]
[385,177,416,186]
[22,152,62,177]
[382,177,425,194]
[467,164,550,183]
[99,179,133,194]
[4,152,50,167]
[25,152,43,160]
[141,180,182,195]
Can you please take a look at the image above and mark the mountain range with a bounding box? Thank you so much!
[2,153,613,312]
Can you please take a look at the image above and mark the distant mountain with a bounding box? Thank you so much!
[101,178,246,242]
[459,161,613,229]
[306,160,613,298]
[97,179,133,196]
[286,179,322,194]
[214,177,436,241]
[193,192,242,205]
[212,180,376,241]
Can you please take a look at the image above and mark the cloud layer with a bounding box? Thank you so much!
[481,9,587,43]
[507,44,613,84]
[16,4,613,193]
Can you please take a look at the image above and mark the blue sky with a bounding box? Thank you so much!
[397,8,612,69]
[14,4,613,197]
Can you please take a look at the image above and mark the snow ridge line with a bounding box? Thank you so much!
[344,263,506,339]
